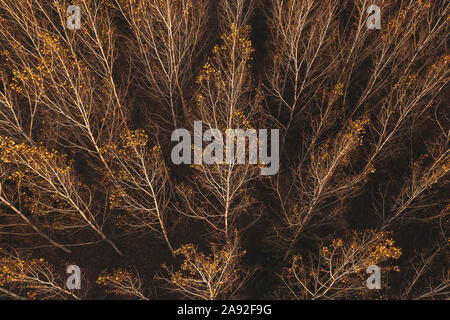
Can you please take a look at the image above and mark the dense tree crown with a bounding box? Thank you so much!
[0,0,448,300]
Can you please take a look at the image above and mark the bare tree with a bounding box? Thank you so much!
[0,248,83,300]
[97,267,149,300]
[281,230,402,300]
[175,0,264,242]
[158,235,253,300]
[115,0,210,128]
